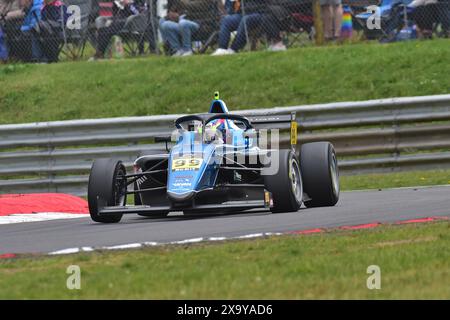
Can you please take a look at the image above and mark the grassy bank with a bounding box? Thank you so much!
[0,40,449,125]
[340,169,450,191]
[0,221,449,299]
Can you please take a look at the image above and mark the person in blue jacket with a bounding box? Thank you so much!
[20,0,43,61]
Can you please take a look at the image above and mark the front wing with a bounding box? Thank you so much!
[98,199,270,216]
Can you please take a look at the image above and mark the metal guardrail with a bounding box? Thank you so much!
[1,94,450,196]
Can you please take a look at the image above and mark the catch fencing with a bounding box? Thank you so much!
[1,0,449,63]
[1,94,449,196]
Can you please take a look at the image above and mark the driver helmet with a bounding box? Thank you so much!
[205,118,226,143]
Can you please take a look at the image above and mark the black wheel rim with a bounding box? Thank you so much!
[330,152,340,197]
[289,157,303,204]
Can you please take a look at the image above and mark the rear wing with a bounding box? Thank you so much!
[247,112,298,148]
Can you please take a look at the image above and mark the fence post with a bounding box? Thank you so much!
[312,0,324,45]
[149,0,160,55]
[240,0,250,51]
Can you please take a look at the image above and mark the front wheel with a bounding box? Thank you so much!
[88,159,126,223]
[264,149,303,213]
[300,142,340,208]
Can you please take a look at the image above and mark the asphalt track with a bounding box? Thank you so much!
[0,185,449,255]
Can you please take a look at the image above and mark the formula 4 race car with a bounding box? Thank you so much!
[88,93,340,223]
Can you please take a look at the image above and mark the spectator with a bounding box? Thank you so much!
[91,0,150,60]
[0,0,25,21]
[264,0,299,51]
[159,0,199,56]
[437,0,449,37]
[20,0,43,62]
[410,0,439,38]
[0,0,26,60]
[0,25,5,60]
[31,0,67,62]
[320,0,343,42]
[211,0,267,56]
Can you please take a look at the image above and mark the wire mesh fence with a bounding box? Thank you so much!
[0,0,448,63]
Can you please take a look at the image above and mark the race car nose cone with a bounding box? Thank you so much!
[167,191,195,204]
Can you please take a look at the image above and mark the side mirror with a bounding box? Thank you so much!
[154,136,172,152]
[154,136,171,143]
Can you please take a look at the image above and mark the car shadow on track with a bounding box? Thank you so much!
[115,207,307,225]
[84,207,307,227]
[130,209,271,223]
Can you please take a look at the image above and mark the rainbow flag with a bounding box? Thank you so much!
[341,5,353,39]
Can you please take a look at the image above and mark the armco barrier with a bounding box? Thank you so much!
[1,94,449,196]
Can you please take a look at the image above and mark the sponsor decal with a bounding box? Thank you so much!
[290,121,298,145]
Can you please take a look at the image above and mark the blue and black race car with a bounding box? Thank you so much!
[88,93,340,223]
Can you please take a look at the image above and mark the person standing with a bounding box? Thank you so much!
[320,0,343,42]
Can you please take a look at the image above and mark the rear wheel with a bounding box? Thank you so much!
[264,149,303,213]
[88,159,126,223]
[300,142,340,207]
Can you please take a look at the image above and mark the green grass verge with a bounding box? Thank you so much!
[340,169,450,191]
[0,221,449,299]
[0,40,449,124]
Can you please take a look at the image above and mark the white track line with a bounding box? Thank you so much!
[48,232,285,255]
[0,212,88,225]
[40,216,450,256]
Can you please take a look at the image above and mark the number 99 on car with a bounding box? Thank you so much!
[171,156,203,171]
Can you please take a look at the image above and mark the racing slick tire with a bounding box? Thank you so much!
[88,159,126,223]
[264,149,303,213]
[300,142,340,208]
